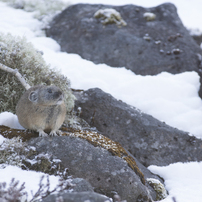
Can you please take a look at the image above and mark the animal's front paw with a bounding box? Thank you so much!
[49,130,62,137]
[49,130,58,137]
[38,130,48,137]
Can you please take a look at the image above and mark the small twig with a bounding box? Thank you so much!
[0,176,75,202]
[29,175,74,202]
[0,178,27,201]
[30,175,45,202]
[0,63,30,90]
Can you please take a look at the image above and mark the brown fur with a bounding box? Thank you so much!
[16,85,66,137]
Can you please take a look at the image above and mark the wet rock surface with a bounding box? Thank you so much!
[74,88,202,167]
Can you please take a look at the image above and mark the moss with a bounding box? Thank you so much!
[0,33,75,118]
[0,126,38,141]
[147,178,167,200]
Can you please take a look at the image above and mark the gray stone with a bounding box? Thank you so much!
[71,178,94,192]
[73,88,202,167]
[41,192,111,202]
[28,136,153,202]
[46,3,202,76]
[192,33,202,46]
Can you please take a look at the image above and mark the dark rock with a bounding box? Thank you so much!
[46,3,202,76]
[73,88,202,167]
[28,136,153,202]
[192,34,202,46]
[41,192,111,202]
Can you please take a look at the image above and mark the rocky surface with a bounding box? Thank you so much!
[41,192,111,202]
[27,135,153,202]
[74,88,202,167]
[1,125,165,201]
[70,178,94,192]
[46,3,202,76]
[192,33,202,46]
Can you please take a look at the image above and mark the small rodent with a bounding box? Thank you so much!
[16,85,66,137]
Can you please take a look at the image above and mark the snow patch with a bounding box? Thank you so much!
[0,165,60,200]
[0,112,24,130]
[149,162,202,202]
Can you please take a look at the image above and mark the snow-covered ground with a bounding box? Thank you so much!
[0,164,61,200]
[0,0,202,201]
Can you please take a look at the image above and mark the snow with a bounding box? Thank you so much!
[0,2,43,39]
[94,8,121,19]
[0,0,202,201]
[149,162,202,202]
[189,28,202,36]
[0,165,60,201]
[0,112,24,129]
[143,12,156,21]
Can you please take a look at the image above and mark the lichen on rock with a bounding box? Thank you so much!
[94,8,127,27]
[147,178,167,200]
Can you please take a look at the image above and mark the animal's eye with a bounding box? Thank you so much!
[48,89,52,93]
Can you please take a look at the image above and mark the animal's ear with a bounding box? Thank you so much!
[28,91,38,102]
